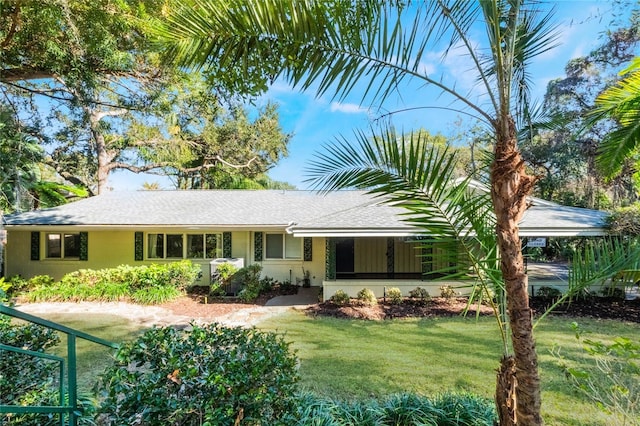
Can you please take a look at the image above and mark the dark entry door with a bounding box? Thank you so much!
[335,238,355,276]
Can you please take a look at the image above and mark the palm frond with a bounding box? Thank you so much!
[592,58,640,178]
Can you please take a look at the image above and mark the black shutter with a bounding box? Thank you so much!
[79,232,88,261]
[30,232,40,261]
[254,232,263,261]
[134,232,144,261]
[303,237,312,261]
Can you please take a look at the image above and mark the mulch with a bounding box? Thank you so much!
[162,290,640,324]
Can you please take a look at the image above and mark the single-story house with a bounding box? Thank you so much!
[1,190,609,300]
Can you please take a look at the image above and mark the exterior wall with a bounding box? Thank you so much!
[249,232,326,286]
[5,229,326,287]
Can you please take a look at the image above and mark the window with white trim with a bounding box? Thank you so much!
[147,233,223,259]
[46,233,80,259]
[265,233,301,259]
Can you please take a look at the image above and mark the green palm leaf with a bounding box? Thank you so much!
[592,57,640,178]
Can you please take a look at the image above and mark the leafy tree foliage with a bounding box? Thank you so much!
[0,105,84,212]
[524,14,640,208]
[1,0,291,195]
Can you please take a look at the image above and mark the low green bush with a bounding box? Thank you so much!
[282,391,496,425]
[0,312,63,425]
[386,287,403,304]
[536,286,562,299]
[235,264,264,302]
[24,261,200,304]
[95,323,298,425]
[330,289,350,306]
[440,285,458,300]
[409,286,431,301]
[357,288,377,305]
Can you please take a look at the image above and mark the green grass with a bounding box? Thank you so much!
[31,313,145,392]
[258,312,639,426]
[27,310,638,425]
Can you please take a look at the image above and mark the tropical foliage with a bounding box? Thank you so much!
[153,1,563,422]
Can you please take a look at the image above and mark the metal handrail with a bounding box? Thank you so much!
[0,304,119,426]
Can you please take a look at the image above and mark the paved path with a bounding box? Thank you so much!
[15,287,321,328]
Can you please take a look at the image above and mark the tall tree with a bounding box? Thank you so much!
[1,0,290,194]
[527,21,640,207]
[156,1,562,423]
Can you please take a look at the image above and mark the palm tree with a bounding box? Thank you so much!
[155,1,561,423]
[591,56,640,182]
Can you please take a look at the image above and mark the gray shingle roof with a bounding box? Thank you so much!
[3,190,609,236]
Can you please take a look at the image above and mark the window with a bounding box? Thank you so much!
[46,233,81,259]
[265,233,301,259]
[148,233,223,259]
[187,233,222,259]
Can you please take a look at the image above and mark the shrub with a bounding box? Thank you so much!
[235,264,263,302]
[536,286,562,299]
[409,287,431,301]
[557,324,639,425]
[282,391,496,425]
[0,312,63,426]
[600,285,626,300]
[439,285,458,300]
[357,288,377,305]
[386,287,403,304]
[95,323,299,425]
[330,289,350,306]
[210,262,239,297]
[23,261,200,304]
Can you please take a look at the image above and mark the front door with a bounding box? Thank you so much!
[335,238,355,277]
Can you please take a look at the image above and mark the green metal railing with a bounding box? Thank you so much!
[0,304,119,426]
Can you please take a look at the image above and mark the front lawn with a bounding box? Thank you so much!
[23,308,638,425]
[258,311,639,426]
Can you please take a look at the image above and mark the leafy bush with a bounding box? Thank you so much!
[536,286,562,299]
[24,261,200,304]
[235,264,263,302]
[409,286,431,301]
[282,391,496,425]
[0,312,62,425]
[439,285,458,300]
[386,287,403,304]
[558,323,639,425]
[608,202,640,236]
[600,285,626,300]
[95,323,299,425]
[330,289,350,306]
[356,288,377,305]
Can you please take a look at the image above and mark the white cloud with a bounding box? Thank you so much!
[329,102,368,114]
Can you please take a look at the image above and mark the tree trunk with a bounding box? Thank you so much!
[491,117,541,425]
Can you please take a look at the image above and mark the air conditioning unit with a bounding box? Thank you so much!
[210,258,245,295]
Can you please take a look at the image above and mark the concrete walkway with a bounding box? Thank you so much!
[265,286,321,306]
[16,287,322,329]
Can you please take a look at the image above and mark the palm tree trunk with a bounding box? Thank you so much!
[491,117,542,425]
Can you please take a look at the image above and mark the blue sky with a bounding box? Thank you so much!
[109,1,630,191]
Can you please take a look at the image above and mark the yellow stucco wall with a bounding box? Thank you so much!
[5,229,326,287]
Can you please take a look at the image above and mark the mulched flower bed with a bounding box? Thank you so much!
[307,296,640,323]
